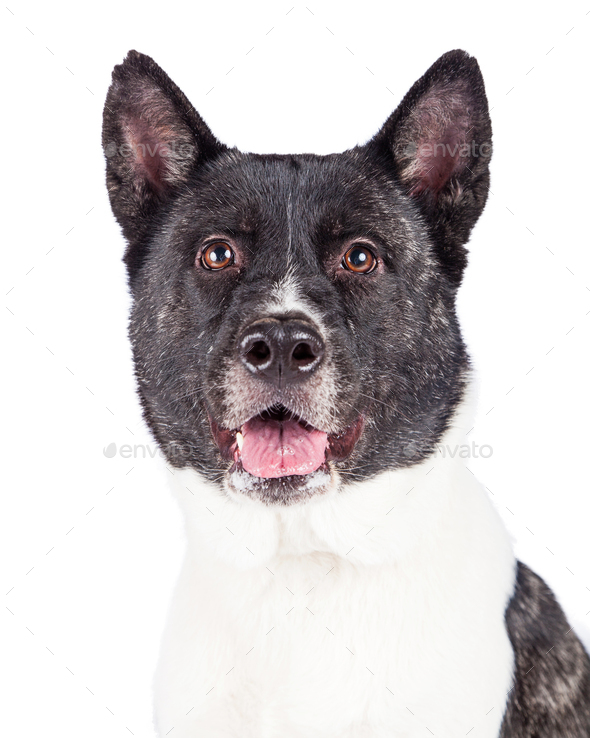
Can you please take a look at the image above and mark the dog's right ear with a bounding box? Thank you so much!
[102,51,224,263]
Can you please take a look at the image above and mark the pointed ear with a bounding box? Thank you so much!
[102,51,224,260]
[368,50,492,284]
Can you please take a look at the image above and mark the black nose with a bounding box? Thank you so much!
[238,317,325,386]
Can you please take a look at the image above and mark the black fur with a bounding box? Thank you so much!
[501,562,590,736]
[102,49,486,488]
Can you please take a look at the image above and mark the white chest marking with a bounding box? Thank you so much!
[154,391,516,737]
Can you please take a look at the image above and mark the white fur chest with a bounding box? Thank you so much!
[153,410,517,738]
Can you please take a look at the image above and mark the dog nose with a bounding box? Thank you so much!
[238,318,325,385]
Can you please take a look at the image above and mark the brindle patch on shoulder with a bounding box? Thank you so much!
[501,561,590,737]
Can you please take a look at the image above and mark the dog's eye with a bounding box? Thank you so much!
[201,242,234,270]
[342,244,376,274]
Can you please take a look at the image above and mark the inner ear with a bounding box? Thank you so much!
[118,84,196,195]
[400,81,475,198]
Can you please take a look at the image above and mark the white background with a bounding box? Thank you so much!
[2,0,589,735]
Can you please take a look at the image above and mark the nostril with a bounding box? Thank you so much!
[291,342,317,366]
[245,339,271,367]
[238,318,324,383]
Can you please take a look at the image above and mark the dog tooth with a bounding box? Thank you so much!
[236,432,244,452]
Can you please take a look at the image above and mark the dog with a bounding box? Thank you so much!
[102,49,590,737]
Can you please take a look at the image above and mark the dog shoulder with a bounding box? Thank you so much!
[501,561,590,736]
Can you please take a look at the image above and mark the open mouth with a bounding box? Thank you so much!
[210,405,364,483]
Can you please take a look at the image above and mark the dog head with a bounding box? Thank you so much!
[102,49,491,504]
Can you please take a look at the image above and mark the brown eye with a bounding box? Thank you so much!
[201,242,234,270]
[342,244,376,274]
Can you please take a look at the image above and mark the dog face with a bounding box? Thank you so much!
[103,50,491,504]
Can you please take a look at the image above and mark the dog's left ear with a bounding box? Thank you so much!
[368,50,492,284]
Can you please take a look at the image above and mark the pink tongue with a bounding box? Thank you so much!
[240,417,328,479]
